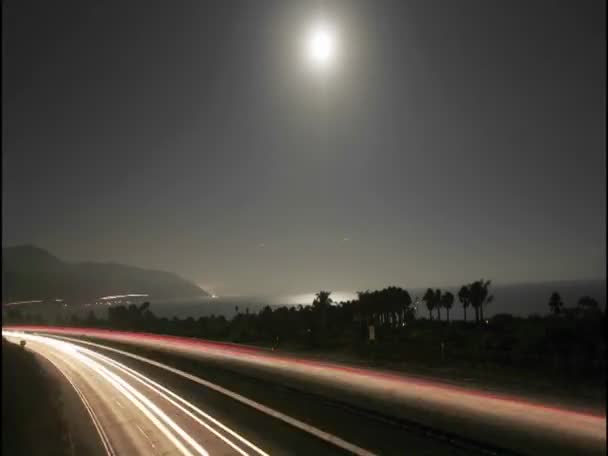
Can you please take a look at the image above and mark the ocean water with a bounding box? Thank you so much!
[151,296,272,319]
[7,280,602,321]
[150,280,605,320]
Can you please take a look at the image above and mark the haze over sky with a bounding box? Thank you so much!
[2,1,605,297]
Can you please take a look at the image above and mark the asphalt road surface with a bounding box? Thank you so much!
[2,327,606,456]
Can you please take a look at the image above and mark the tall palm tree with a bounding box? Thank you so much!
[422,288,435,320]
[479,280,491,322]
[483,294,493,321]
[548,292,563,315]
[468,279,491,323]
[434,289,442,321]
[458,286,470,321]
[442,291,455,322]
[312,291,332,346]
[471,281,481,323]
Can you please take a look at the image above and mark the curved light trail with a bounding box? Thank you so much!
[2,331,274,456]
[3,326,606,455]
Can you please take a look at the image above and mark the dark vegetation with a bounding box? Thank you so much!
[5,280,605,389]
[2,245,207,302]
[2,337,70,456]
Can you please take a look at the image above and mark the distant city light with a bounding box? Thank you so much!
[98,294,148,301]
[4,300,43,306]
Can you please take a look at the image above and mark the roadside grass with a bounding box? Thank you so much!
[2,337,71,456]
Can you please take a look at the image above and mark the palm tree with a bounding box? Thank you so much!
[468,279,491,323]
[402,288,413,324]
[458,285,470,321]
[435,289,442,321]
[422,288,435,320]
[483,294,493,322]
[469,281,481,322]
[312,291,332,343]
[442,291,455,322]
[548,292,563,315]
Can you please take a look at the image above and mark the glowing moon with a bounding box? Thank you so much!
[305,23,337,69]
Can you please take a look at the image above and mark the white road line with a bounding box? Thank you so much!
[21,332,258,455]
[59,339,206,456]
[136,424,157,449]
[4,332,207,456]
[85,347,266,456]
[26,345,116,456]
[76,380,117,456]
[52,335,378,456]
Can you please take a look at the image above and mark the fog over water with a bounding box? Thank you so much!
[150,279,605,320]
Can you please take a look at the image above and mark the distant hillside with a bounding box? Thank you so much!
[2,245,208,303]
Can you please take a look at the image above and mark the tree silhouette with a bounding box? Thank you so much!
[458,285,470,322]
[139,301,150,312]
[312,291,332,346]
[396,287,413,325]
[434,289,442,321]
[355,287,412,327]
[389,286,412,326]
[313,291,333,308]
[578,296,599,313]
[468,279,491,323]
[422,288,435,320]
[483,294,494,321]
[6,285,607,383]
[442,291,455,322]
[548,292,563,315]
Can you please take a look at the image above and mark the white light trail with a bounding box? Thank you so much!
[3,332,206,456]
[42,352,116,456]
[98,294,149,301]
[4,300,44,306]
[3,331,275,456]
[48,334,377,456]
[83,348,268,456]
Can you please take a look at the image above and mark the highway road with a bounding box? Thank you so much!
[3,327,606,455]
[4,331,284,456]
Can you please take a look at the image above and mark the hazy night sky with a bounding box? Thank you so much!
[2,1,605,297]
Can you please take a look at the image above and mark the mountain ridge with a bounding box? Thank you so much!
[2,245,208,303]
